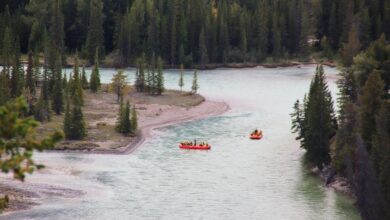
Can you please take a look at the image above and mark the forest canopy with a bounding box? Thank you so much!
[0,0,389,67]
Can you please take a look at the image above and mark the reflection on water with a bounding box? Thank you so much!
[1,65,360,220]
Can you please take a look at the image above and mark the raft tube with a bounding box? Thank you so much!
[179,144,211,150]
[250,134,263,140]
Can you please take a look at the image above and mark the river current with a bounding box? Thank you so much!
[2,65,360,220]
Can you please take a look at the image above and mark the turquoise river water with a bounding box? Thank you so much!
[1,65,360,220]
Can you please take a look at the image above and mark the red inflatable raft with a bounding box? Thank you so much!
[179,144,211,150]
[250,134,263,140]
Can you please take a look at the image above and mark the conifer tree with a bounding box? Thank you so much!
[290,99,305,142]
[71,54,83,106]
[0,70,10,106]
[0,97,62,181]
[116,100,132,134]
[69,105,86,139]
[34,85,51,122]
[81,65,89,89]
[63,89,87,140]
[340,24,361,67]
[271,13,281,57]
[179,64,184,91]
[111,70,128,103]
[337,68,358,121]
[239,13,247,60]
[50,0,65,61]
[131,106,138,132]
[90,49,101,93]
[191,71,199,95]
[10,37,24,98]
[291,65,337,169]
[199,28,208,69]
[52,54,63,115]
[85,0,105,63]
[135,56,146,92]
[156,57,165,95]
[1,27,13,72]
[62,73,68,89]
[33,49,40,90]
[63,96,72,139]
[360,72,385,152]
[25,51,35,96]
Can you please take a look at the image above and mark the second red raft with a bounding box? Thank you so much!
[250,134,263,140]
[179,144,211,150]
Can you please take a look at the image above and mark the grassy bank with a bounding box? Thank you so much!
[37,86,205,153]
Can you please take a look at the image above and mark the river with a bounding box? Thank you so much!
[1,65,360,220]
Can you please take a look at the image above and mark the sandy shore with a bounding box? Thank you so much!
[46,88,229,154]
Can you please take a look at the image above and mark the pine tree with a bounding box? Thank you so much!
[0,97,62,181]
[337,68,358,121]
[255,0,269,60]
[111,70,128,103]
[25,51,36,96]
[50,0,65,61]
[360,72,385,152]
[70,105,87,140]
[135,56,146,92]
[290,99,305,142]
[62,73,68,89]
[170,0,178,66]
[1,27,13,71]
[156,56,165,95]
[191,71,199,95]
[85,0,105,63]
[63,90,87,140]
[34,85,51,122]
[271,13,281,58]
[292,65,337,169]
[33,49,40,90]
[63,96,72,138]
[71,54,84,106]
[10,37,24,98]
[340,24,361,67]
[116,100,132,134]
[239,12,247,61]
[52,54,63,115]
[81,65,89,89]
[131,106,138,132]
[179,64,184,91]
[199,28,208,69]
[0,70,10,106]
[90,49,101,93]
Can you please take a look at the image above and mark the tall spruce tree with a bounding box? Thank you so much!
[131,105,138,132]
[71,54,84,106]
[360,72,385,152]
[199,28,208,69]
[156,56,165,95]
[81,65,89,89]
[135,56,146,92]
[90,49,101,93]
[292,65,337,169]
[111,70,128,103]
[25,51,36,96]
[52,53,63,115]
[0,70,10,106]
[116,100,132,134]
[85,0,105,63]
